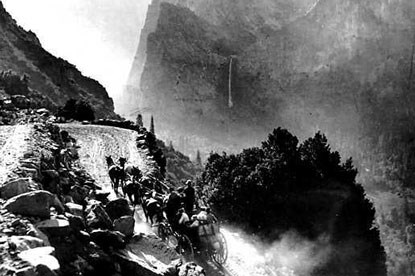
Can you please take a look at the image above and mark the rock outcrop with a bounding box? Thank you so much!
[18,246,60,273]
[124,0,415,159]
[0,1,116,119]
[4,190,64,218]
[85,203,113,230]
[113,216,135,237]
[105,198,133,221]
[0,178,38,199]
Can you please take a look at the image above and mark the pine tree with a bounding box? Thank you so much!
[136,113,143,127]
[150,115,155,134]
[196,150,202,166]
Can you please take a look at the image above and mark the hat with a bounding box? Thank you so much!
[186,180,192,185]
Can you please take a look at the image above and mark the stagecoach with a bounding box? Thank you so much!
[157,218,228,264]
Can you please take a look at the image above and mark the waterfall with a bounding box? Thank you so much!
[228,57,234,108]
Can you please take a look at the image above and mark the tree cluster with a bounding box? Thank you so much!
[0,70,30,95]
[200,128,358,232]
[157,141,202,185]
[57,99,95,121]
[144,131,166,177]
[198,127,386,276]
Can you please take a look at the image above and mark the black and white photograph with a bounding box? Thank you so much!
[0,1,414,275]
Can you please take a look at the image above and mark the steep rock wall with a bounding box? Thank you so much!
[0,1,116,118]
[122,1,415,274]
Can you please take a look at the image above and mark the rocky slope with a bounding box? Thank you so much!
[0,1,116,118]
[0,112,205,276]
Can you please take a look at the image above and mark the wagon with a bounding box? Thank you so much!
[158,220,228,264]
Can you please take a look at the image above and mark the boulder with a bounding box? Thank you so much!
[19,159,41,171]
[105,198,132,220]
[4,190,64,218]
[36,219,71,237]
[62,194,74,204]
[115,250,165,276]
[84,181,101,190]
[65,213,85,232]
[11,95,30,109]
[65,202,83,217]
[0,178,35,199]
[113,233,183,276]
[126,234,180,266]
[85,203,112,230]
[94,191,110,204]
[18,167,40,180]
[115,248,180,276]
[26,225,50,246]
[18,246,60,272]
[60,177,71,190]
[83,245,118,275]
[90,229,125,249]
[76,230,91,244]
[36,108,50,115]
[70,185,89,205]
[113,216,135,237]
[8,235,45,251]
[41,170,60,194]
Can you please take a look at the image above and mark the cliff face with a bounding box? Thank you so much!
[122,1,415,274]
[123,0,415,160]
[0,1,116,118]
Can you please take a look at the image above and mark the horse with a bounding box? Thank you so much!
[119,157,142,183]
[123,179,143,206]
[140,175,167,194]
[141,191,164,225]
[105,155,123,195]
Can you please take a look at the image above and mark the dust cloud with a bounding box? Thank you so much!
[221,226,332,276]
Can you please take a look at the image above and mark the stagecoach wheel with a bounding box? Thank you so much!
[177,234,194,262]
[211,232,228,264]
[165,234,179,250]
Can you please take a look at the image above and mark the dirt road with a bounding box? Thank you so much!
[0,125,32,185]
[61,123,291,276]
[60,123,154,192]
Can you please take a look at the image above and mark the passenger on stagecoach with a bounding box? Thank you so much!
[189,206,217,227]
[175,207,190,233]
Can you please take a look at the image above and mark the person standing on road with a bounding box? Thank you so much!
[183,180,195,214]
[166,188,182,226]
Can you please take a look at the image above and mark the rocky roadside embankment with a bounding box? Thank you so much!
[0,115,204,276]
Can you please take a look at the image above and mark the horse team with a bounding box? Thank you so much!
[105,155,188,226]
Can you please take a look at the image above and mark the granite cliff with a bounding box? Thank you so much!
[123,0,415,160]
[122,0,415,274]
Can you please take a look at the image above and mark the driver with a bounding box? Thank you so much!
[175,207,190,235]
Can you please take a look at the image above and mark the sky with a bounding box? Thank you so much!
[2,0,152,100]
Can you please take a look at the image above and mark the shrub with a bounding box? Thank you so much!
[0,70,29,95]
[57,99,95,121]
